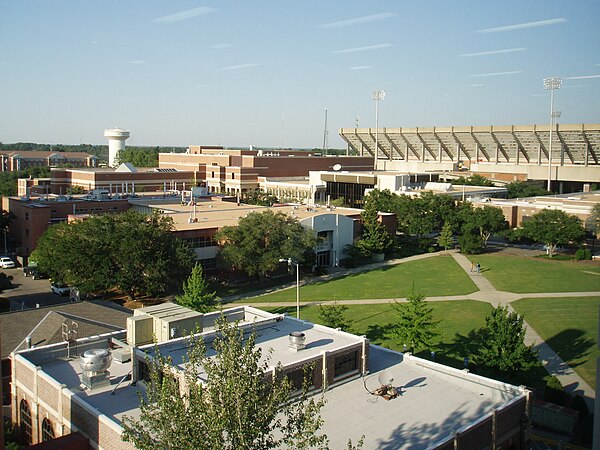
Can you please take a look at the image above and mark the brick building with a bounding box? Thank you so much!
[158,146,374,195]
[11,304,531,449]
[49,165,195,195]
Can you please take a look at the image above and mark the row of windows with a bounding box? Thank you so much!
[19,399,55,445]
[182,236,217,248]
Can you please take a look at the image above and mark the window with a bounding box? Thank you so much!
[333,350,358,379]
[41,418,55,441]
[19,399,32,444]
[182,236,217,248]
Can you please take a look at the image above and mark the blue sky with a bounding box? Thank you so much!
[1,1,599,149]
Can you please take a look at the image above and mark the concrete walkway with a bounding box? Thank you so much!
[233,250,598,409]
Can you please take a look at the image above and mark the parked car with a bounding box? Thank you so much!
[31,269,48,280]
[23,265,39,277]
[50,283,71,296]
[0,257,15,269]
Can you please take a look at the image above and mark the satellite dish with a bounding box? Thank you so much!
[377,370,394,386]
[333,164,342,171]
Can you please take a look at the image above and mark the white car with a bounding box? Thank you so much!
[51,283,71,296]
[0,257,15,269]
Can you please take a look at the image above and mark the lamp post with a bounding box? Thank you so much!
[543,77,562,192]
[279,258,300,319]
[373,90,386,171]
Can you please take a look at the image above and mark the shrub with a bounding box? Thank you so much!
[0,273,12,291]
[544,375,567,405]
[574,248,592,260]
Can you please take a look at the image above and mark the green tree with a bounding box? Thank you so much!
[116,147,159,167]
[506,181,549,199]
[473,306,538,377]
[458,223,485,254]
[354,197,393,257]
[451,174,495,187]
[122,318,332,450]
[318,302,351,331]
[32,210,195,298]
[519,209,586,257]
[437,222,454,250]
[216,211,316,279]
[467,206,508,247]
[176,263,217,312]
[388,286,438,353]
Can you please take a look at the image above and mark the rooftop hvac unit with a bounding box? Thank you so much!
[127,315,154,346]
[79,348,112,390]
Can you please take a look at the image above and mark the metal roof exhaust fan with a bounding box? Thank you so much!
[289,332,306,352]
[80,348,112,390]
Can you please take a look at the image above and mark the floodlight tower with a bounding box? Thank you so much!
[543,77,562,192]
[373,90,385,170]
[104,127,130,168]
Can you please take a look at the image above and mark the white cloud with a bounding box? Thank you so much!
[460,48,526,57]
[469,84,485,87]
[320,13,397,29]
[211,43,233,49]
[221,63,259,71]
[196,84,209,88]
[565,75,600,80]
[333,43,392,54]
[153,6,217,24]
[129,60,148,65]
[477,18,566,33]
[469,71,522,77]
[350,66,372,70]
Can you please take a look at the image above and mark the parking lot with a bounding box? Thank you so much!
[1,267,74,311]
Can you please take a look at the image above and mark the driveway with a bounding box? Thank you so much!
[1,267,73,310]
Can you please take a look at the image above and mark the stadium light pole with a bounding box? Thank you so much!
[373,90,386,171]
[279,258,300,319]
[543,77,562,192]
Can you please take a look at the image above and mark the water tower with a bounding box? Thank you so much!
[104,127,130,168]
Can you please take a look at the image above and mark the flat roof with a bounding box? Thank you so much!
[16,307,525,449]
[129,198,362,231]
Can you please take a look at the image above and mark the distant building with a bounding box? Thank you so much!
[470,190,600,230]
[159,146,374,196]
[11,304,532,449]
[49,165,195,195]
[0,151,98,172]
[308,170,509,209]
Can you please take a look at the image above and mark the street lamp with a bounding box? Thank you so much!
[279,258,300,319]
[543,77,562,192]
[373,90,386,170]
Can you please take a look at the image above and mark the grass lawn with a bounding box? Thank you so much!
[512,296,600,388]
[267,300,492,367]
[241,255,478,303]
[467,254,600,293]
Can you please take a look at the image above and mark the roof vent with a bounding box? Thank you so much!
[79,348,112,390]
[289,332,306,352]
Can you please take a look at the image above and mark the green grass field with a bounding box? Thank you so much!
[467,254,600,293]
[242,255,478,303]
[512,296,600,388]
